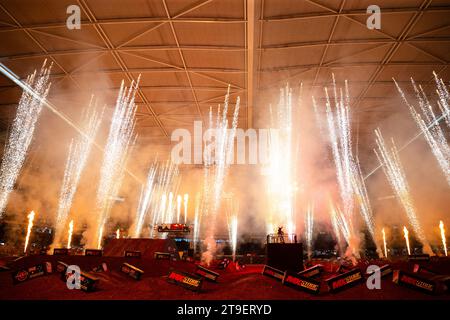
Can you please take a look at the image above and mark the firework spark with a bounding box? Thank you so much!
[53,98,102,247]
[176,195,182,223]
[374,129,430,253]
[403,226,411,255]
[439,220,447,256]
[0,62,52,215]
[67,220,74,249]
[90,78,139,248]
[24,211,35,253]
[116,228,120,239]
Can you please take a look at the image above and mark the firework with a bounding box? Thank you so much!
[403,226,411,255]
[90,78,139,248]
[53,97,102,247]
[230,216,238,262]
[374,129,430,253]
[382,228,388,258]
[439,220,447,256]
[0,62,52,215]
[24,211,35,253]
[313,77,376,255]
[67,220,74,249]
[394,78,450,185]
[116,228,120,239]
[183,194,188,223]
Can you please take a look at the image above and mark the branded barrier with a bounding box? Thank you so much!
[196,265,220,282]
[366,264,392,278]
[297,264,323,278]
[392,269,437,294]
[124,250,141,258]
[85,249,103,256]
[407,254,430,261]
[12,263,47,284]
[167,270,203,292]
[412,264,438,275]
[262,265,285,281]
[326,268,363,293]
[53,248,69,256]
[154,252,171,260]
[282,271,321,294]
[120,263,144,280]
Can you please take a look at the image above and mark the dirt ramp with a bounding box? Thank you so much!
[103,238,178,258]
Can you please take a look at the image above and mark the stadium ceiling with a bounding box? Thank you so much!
[0,0,449,164]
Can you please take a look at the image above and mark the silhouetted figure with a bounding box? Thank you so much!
[277,226,285,243]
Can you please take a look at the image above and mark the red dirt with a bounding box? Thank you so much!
[1,254,449,300]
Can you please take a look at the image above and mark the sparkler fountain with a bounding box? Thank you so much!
[88,78,139,249]
[0,62,52,216]
[305,204,314,260]
[374,129,431,254]
[200,89,241,265]
[313,77,376,258]
[183,194,188,223]
[53,98,102,248]
[265,85,296,237]
[133,164,157,237]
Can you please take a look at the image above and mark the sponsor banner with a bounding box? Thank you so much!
[167,270,203,292]
[85,249,103,256]
[326,268,363,293]
[297,265,323,278]
[408,254,430,261]
[282,271,321,294]
[366,264,392,278]
[120,263,144,280]
[196,265,220,282]
[393,270,436,294]
[154,252,171,260]
[262,265,285,281]
[124,250,141,258]
[53,248,69,256]
[12,263,46,284]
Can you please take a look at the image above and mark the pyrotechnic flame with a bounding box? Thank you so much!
[403,226,411,255]
[116,228,120,239]
[67,220,74,249]
[24,211,35,253]
[231,216,238,262]
[183,194,188,223]
[0,62,51,216]
[439,220,447,256]
[176,195,182,223]
[97,225,104,250]
[382,228,388,258]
